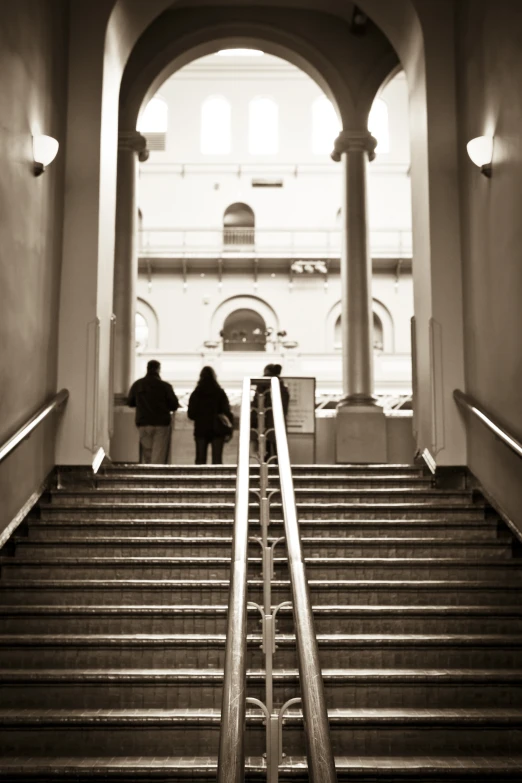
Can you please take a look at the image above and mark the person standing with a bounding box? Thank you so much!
[127,359,179,464]
[188,366,233,465]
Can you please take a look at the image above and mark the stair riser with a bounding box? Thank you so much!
[4,563,521,580]
[4,614,522,635]
[47,490,474,506]
[13,542,512,559]
[60,479,434,490]
[26,521,501,540]
[2,723,522,756]
[2,585,521,606]
[2,681,522,710]
[38,507,485,521]
[0,645,520,669]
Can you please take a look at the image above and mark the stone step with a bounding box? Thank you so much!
[59,474,435,490]
[1,754,521,781]
[3,556,521,581]
[11,536,513,559]
[1,707,522,756]
[100,462,426,475]
[0,633,520,669]
[1,668,522,710]
[46,487,475,506]
[2,604,521,636]
[25,517,502,540]
[36,502,488,521]
[2,578,521,606]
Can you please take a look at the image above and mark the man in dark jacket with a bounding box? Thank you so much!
[127,360,179,464]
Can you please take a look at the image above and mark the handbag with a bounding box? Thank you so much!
[213,412,233,440]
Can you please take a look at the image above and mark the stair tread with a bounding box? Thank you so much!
[2,754,522,777]
[3,556,519,565]
[1,633,521,646]
[15,535,508,543]
[2,706,522,722]
[2,603,521,615]
[2,667,522,682]
[1,754,522,773]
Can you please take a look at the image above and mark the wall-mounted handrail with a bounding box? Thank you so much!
[217,377,252,781]
[0,389,69,466]
[271,377,337,782]
[454,389,522,460]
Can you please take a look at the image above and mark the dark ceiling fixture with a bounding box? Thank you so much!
[350,5,368,35]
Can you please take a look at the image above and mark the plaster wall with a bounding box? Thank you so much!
[457,0,522,533]
[0,0,69,538]
[138,65,411,235]
[137,270,413,355]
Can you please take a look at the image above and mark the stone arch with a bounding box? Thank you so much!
[136,297,159,350]
[210,295,279,344]
[326,298,394,353]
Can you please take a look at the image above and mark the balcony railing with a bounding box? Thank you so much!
[139,226,413,259]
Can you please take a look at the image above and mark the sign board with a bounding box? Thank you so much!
[283,377,316,435]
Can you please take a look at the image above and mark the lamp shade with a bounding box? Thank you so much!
[466,136,493,168]
[33,135,59,167]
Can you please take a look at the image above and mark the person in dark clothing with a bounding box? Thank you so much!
[188,366,233,465]
[127,359,179,464]
[253,364,290,461]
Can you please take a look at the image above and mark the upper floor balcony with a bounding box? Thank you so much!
[139,226,413,260]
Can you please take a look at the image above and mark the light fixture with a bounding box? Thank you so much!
[33,135,59,176]
[467,136,493,178]
[215,49,264,57]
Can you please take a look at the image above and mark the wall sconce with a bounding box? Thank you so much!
[467,136,493,178]
[33,135,59,176]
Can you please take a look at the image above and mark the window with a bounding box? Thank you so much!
[334,313,385,351]
[223,203,255,246]
[201,96,231,154]
[137,96,168,151]
[135,312,149,352]
[221,309,267,352]
[249,97,279,154]
[312,96,341,155]
[368,98,390,154]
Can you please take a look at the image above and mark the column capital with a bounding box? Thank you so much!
[118,130,149,162]
[331,130,377,163]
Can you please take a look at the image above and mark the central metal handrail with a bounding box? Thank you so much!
[271,377,337,782]
[0,389,69,466]
[217,377,252,781]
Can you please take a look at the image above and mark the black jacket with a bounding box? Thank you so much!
[253,378,290,442]
[187,384,232,439]
[127,372,179,426]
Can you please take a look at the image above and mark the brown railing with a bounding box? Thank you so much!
[0,389,69,466]
[454,389,522,459]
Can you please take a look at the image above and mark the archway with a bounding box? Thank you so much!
[223,203,255,246]
[221,308,266,351]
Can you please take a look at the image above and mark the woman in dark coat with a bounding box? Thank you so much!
[187,366,233,465]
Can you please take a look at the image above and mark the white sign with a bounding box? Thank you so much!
[283,377,316,434]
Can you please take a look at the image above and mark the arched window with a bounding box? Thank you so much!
[312,96,341,155]
[137,96,168,151]
[135,312,149,352]
[334,313,385,351]
[368,98,390,154]
[201,96,231,154]
[223,203,255,246]
[249,97,279,154]
[221,309,266,351]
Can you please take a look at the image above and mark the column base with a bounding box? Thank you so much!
[335,403,387,463]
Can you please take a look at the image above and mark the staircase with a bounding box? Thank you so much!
[1,463,522,780]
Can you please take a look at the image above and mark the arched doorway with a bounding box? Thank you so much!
[221,308,266,351]
[223,203,255,246]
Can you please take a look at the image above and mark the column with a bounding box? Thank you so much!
[113,130,148,397]
[332,130,387,462]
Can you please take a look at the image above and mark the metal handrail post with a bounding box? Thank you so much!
[271,377,337,783]
[217,378,252,783]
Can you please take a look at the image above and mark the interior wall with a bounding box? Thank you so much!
[457,0,522,533]
[0,0,69,539]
